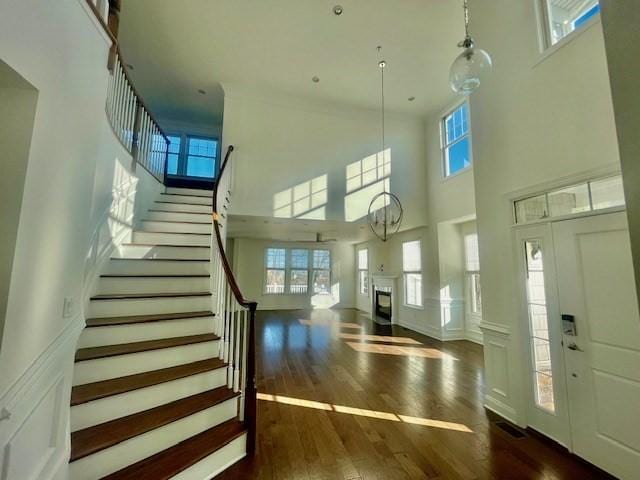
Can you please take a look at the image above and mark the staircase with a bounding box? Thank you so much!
[69,186,250,480]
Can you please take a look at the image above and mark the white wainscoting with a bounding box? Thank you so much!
[0,317,83,480]
[480,322,518,424]
[398,298,465,342]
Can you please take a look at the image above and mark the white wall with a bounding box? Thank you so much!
[221,87,428,230]
[600,0,640,304]
[0,1,163,478]
[232,238,355,311]
[469,0,620,424]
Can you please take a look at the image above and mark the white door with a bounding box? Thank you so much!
[553,212,640,479]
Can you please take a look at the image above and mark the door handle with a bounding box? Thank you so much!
[567,342,583,352]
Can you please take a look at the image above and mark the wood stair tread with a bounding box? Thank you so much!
[160,193,212,199]
[155,200,213,208]
[70,387,239,462]
[136,230,211,235]
[142,219,211,225]
[75,333,219,362]
[148,210,211,215]
[110,257,209,262]
[86,311,215,327]
[91,291,212,300]
[100,274,210,278]
[100,419,246,480]
[71,358,227,405]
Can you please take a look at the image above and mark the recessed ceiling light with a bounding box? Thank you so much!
[198,89,207,95]
[312,76,320,83]
[408,96,416,101]
[333,5,343,15]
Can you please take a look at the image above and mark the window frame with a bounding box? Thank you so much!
[165,133,220,179]
[464,233,482,317]
[264,247,287,295]
[402,240,423,308]
[263,247,332,295]
[311,249,332,295]
[441,101,472,179]
[358,248,369,296]
[289,248,310,295]
[535,0,601,54]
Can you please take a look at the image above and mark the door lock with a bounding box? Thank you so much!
[567,342,583,351]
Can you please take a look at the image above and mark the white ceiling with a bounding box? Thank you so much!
[228,215,373,244]
[118,0,464,126]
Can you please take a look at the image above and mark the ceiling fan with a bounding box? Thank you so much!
[296,232,338,243]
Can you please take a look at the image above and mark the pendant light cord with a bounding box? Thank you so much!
[463,0,470,39]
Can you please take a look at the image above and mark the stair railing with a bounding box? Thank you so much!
[211,145,258,455]
[85,0,169,183]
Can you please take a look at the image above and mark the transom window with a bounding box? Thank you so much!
[264,248,331,295]
[539,0,600,48]
[358,249,369,296]
[402,240,423,307]
[165,134,218,179]
[442,102,471,177]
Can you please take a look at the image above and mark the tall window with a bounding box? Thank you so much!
[186,137,217,178]
[442,102,471,177]
[166,135,181,175]
[312,250,331,294]
[464,233,482,315]
[402,240,422,307]
[540,0,600,48]
[264,248,331,295]
[265,248,286,294]
[358,249,369,296]
[290,249,309,294]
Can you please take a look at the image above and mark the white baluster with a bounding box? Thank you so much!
[234,302,241,392]
[239,308,248,420]
[228,300,236,388]
[224,287,231,363]
[218,280,227,360]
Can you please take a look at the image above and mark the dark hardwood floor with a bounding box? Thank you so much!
[217,309,612,480]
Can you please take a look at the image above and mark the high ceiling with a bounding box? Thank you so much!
[118,0,464,126]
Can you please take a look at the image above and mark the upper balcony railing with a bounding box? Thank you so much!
[85,0,169,182]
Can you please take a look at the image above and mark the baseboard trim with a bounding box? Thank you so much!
[484,395,519,426]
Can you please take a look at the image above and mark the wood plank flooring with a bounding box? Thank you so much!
[216,309,612,480]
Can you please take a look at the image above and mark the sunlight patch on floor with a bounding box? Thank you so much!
[338,333,422,345]
[346,342,457,360]
[257,393,472,433]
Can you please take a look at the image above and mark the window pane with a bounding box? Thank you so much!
[266,248,286,269]
[534,371,555,412]
[186,155,215,178]
[313,250,331,269]
[265,269,285,294]
[402,241,421,272]
[312,270,331,294]
[360,270,369,295]
[446,137,471,176]
[545,0,600,46]
[590,175,625,210]
[290,249,309,269]
[290,270,308,294]
[167,135,181,154]
[548,184,590,217]
[188,138,216,156]
[167,153,179,175]
[464,234,480,271]
[358,249,368,270]
[515,195,548,223]
[405,273,422,306]
[471,273,482,314]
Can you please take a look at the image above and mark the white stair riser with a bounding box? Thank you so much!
[78,316,215,348]
[165,187,213,196]
[73,340,219,385]
[71,368,228,431]
[97,276,210,295]
[147,210,212,223]
[113,244,211,260]
[140,220,212,234]
[133,231,211,246]
[69,398,239,480]
[89,295,211,318]
[172,434,246,480]
[154,202,212,214]
[104,259,210,276]
[159,194,212,206]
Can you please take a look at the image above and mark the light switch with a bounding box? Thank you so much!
[63,296,74,318]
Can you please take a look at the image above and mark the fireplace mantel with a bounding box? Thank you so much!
[370,274,399,323]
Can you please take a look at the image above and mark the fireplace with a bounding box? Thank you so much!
[375,290,392,320]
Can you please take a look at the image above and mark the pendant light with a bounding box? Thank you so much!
[449,0,492,95]
[368,47,403,243]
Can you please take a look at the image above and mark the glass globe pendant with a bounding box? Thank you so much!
[449,0,492,95]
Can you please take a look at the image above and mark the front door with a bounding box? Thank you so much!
[553,212,640,479]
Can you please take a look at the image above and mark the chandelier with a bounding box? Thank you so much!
[449,0,492,95]
[368,47,403,242]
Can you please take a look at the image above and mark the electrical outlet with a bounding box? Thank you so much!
[63,296,74,318]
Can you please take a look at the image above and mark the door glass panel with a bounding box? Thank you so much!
[524,240,556,413]
[548,184,590,217]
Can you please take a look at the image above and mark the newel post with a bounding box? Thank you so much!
[245,302,258,455]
